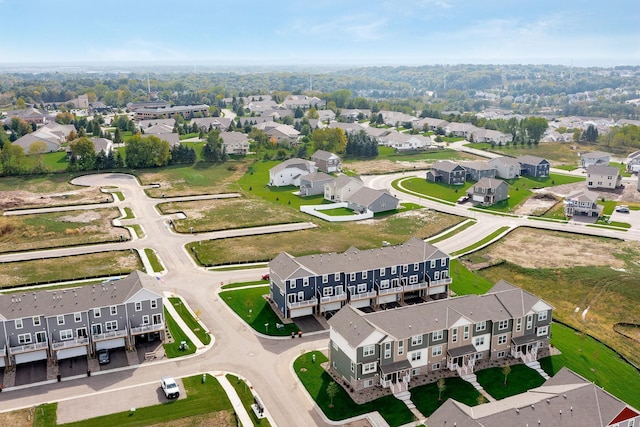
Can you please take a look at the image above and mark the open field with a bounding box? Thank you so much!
[463,227,640,367]
[158,197,308,232]
[189,209,463,265]
[467,141,584,165]
[0,251,142,288]
[0,174,111,211]
[0,208,127,253]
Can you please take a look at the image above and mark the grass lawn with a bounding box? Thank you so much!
[163,308,196,358]
[321,207,357,216]
[143,248,163,272]
[168,297,211,345]
[226,374,271,426]
[294,351,415,426]
[219,286,299,336]
[476,364,546,400]
[410,376,481,416]
[466,141,583,164]
[42,151,70,172]
[0,251,141,288]
[52,375,233,427]
[448,259,494,296]
[220,280,269,290]
[397,177,471,203]
[353,146,478,163]
[427,219,477,244]
[450,226,511,256]
[122,207,135,219]
[539,322,640,409]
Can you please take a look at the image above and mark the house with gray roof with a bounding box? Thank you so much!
[565,189,602,217]
[327,280,552,394]
[427,160,466,185]
[470,128,512,144]
[586,164,622,189]
[299,172,334,196]
[324,175,364,202]
[427,367,639,427]
[133,104,209,120]
[626,150,640,172]
[467,177,509,206]
[328,122,364,135]
[346,187,399,214]
[220,131,249,155]
[269,237,451,320]
[311,150,341,173]
[517,155,550,178]
[460,161,496,182]
[580,151,610,168]
[339,109,371,122]
[489,156,521,179]
[0,270,163,369]
[12,133,61,153]
[192,117,232,131]
[268,158,317,187]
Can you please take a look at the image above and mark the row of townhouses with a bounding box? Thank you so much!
[0,270,164,368]
[327,280,553,393]
[268,237,451,320]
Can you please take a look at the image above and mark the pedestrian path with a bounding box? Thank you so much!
[394,390,426,422]
[216,373,254,427]
[163,294,205,349]
[461,373,496,402]
[526,360,551,380]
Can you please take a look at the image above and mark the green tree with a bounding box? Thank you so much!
[583,124,599,143]
[310,128,347,154]
[0,142,26,175]
[68,137,97,171]
[125,135,171,168]
[56,111,74,125]
[306,107,319,119]
[326,381,339,408]
[502,362,511,385]
[523,117,548,144]
[437,377,446,401]
[113,128,123,145]
[15,97,26,110]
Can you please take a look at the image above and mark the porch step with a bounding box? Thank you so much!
[393,390,423,420]
[460,373,495,402]
[526,361,551,380]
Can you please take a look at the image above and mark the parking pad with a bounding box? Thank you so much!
[14,360,47,386]
[293,315,326,333]
[58,356,88,378]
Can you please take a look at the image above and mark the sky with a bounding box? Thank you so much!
[1,0,638,67]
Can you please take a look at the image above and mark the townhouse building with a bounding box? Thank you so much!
[327,280,552,393]
[268,237,451,320]
[0,270,164,368]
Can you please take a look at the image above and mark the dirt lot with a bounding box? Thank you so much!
[539,178,640,203]
[345,159,432,175]
[0,409,32,427]
[514,193,560,216]
[464,227,636,269]
[0,188,110,211]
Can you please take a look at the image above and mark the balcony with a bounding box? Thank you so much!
[131,323,165,335]
[430,277,452,286]
[92,329,128,341]
[403,281,428,292]
[10,341,48,355]
[378,287,402,296]
[320,293,347,304]
[287,297,318,310]
[349,290,377,301]
[51,337,89,350]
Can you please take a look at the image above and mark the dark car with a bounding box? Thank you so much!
[98,349,110,365]
[261,273,270,281]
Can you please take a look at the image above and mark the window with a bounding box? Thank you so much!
[364,379,374,388]
[474,336,485,346]
[440,258,446,267]
[15,319,23,329]
[110,306,117,315]
[432,346,442,357]
[35,331,46,343]
[105,320,118,331]
[411,351,422,362]
[350,361,355,372]
[412,368,421,376]
[363,344,375,357]
[57,315,65,325]
[151,300,158,309]
[135,302,142,311]
[498,320,509,330]
[451,328,458,343]
[92,324,102,335]
[297,291,304,301]
[402,265,408,273]
[362,271,367,279]
[362,362,377,374]
[497,335,507,345]
[391,266,397,274]
[93,308,101,318]
[463,325,470,340]
[526,315,533,329]
[411,335,423,346]
[335,286,343,295]
[391,278,400,287]
[323,287,333,297]
[516,318,522,332]
[288,280,295,289]
[322,275,328,283]
[379,268,385,275]
[380,279,390,289]
[475,321,486,332]
[434,271,440,280]
[76,327,87,338]
[18,333,31,344]
[152,313,162,325]
[334,273,340,281]
[432,330,443,341]
[430,260,436,268]
[537,325,549,337]
[409,275,418,284]
[432,363,441,371]
[537,311,548,321]
[33,316,40,326]
[74,312,82,323]
[60,329,73,340]
[413,263,419,271]
[303,277,309,287]
[398,340,404,355]
[142,315,150,325]
[350,273,356,282]
[384,342,391,359]
[497,351,505,358]
[357,283,367,293]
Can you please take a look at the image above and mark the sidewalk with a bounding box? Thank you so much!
[163,294,206,349]
[216,373,256,427]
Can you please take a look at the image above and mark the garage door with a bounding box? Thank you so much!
[96,338,125,351]
[378,294,397,304]
[351,299,372,308]
[15,350,47,364]
[57,346,88,360]
[290,306,313,318]
[428,286,446,295]
[320,302,342,313]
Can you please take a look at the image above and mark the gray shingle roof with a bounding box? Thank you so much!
[432,160,464,173]
[517,155,548,165]
[269,158,315,175]
[475,177,507,190]
[346,187,396,206]
[587,164,619,175]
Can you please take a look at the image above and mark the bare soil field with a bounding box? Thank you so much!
[0,187,110,211]
[0,409,32,427]
[513,193,560,216]
[145,412,235,427]
[345,159,432,175]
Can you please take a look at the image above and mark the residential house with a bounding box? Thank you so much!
[415,117,449,132]
[564,189,602,217]
[4,108,46,125]
[426,160,466,185]
[467,177,509,206]
[316,110,336,122]
[264,124,300,145]
[470,128,513,144]
[392,134,431,151]
[136,118,175,131]
[0,270,163,368]
[12,133,61,153]
[133,104,209,120]
[427,367,640,427]
[90,137,113,154]
[460,160,496,182]
[580,151,610,168]
[489,156,521,179]
[268,158,317,187]
[268,237,451,319]
[327,280,552,393]
[445,122,478,138]
[339,109,371,122]
[41,122,77,141]
[626,150,640,172]
[299,172,334,196]
[311,150,341,173]
[346,187,399,214]
[379,110,418,128]
[324,175,364,202]
[192,117,232,131]
[586,165,622,189]
[328,122,364,135]
[517,155,550,178]
[282,95,323,110]
[220,132,249,155]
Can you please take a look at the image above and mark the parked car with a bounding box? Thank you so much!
[161,376,180,399]
[457,195,470,204]
[261,273,270,281]
[98,349,110,365]
[615,205,630,213]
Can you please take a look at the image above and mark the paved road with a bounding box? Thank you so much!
[1,170,639,427]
